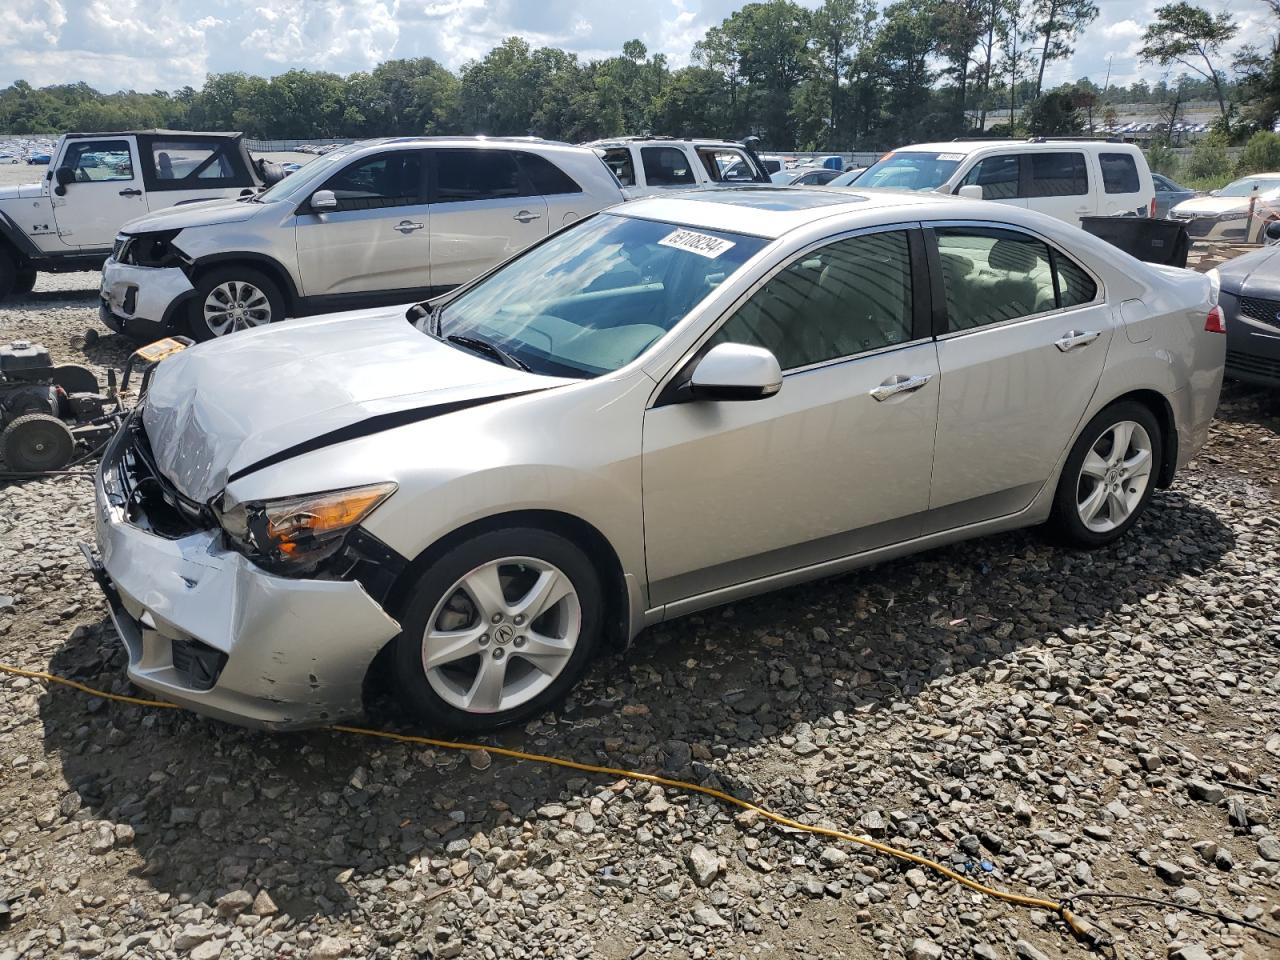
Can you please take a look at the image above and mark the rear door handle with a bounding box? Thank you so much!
[513,210,542,223]
[870,373,933,401]
[1054,330,1101,352]
[394,220,425,234]
[119,188,142,197]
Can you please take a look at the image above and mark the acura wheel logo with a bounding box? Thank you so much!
[495,624,515,644]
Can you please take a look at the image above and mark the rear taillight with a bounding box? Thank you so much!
[1149,197,1157,218]
[1205,305,1226,333]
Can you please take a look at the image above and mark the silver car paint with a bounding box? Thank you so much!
[98,190,1223,728]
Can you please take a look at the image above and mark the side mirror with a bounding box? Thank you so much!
[956,184,984,200]
[54,165,75,187]
[688,343,782,402]
[1209,189,1220,197]
[309,189,338,212]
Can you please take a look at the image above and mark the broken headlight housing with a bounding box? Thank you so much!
[213,482,397,574]
[118,229,188,268]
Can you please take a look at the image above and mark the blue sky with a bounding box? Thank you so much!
[0,0,1272,94]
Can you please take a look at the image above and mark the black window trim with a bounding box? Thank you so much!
[315,148,430,212]
[426,147,538,204]
[652,222,932,407]
[922,219,1105,339]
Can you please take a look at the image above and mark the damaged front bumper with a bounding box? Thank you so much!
[100,258,195,339]
[85,422,402,730]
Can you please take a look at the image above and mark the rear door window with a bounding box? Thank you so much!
[959,155,1020,200]
[1028,152,1088,197]
[1100,153,1141,194]
[934,227,1057,330]
[641,147,696,186]
[144,139,244,189]
[434,149,531,202]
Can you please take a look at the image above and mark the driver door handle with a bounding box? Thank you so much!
[1055,330,1101,352]
[870,373,933,401]
[394,220,425,234]
[119,188,142,197]
[513,210,542,223]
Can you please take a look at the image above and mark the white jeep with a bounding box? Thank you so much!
[0,130,270,298]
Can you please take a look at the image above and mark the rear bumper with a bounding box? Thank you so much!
[87,422,402,729]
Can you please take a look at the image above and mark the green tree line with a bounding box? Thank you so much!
[0,0,1276,150]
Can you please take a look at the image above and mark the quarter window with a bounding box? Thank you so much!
[1028,152,1088,197]
[63,140,133,182]
[959,155,1020,200]
[435,149,530,202]
[641,147,696,186]
[1055,253,1098,307]
[1100,153,1141,194]
[935,228,1057,330]
[699,148,757,182]
[711,230,914,370]
[323,152,424,210]
[601,148,635,187]
[515,152,581,195]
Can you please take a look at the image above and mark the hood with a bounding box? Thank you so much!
[1170,195,1261,217]
[0,182,45,201]
[1215,244,1280,295]
[141,306,572,502]
[121,197,259,236]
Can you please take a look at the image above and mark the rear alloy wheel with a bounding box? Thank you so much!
[1050,400,1162,548]
[392,528,602,731]
[189,267,284,341]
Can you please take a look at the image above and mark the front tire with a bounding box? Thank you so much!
[188,266,284,341]
[1049,400,1163,548]
[390,528,603,732]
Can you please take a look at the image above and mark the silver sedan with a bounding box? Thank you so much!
[89,187,1226,731]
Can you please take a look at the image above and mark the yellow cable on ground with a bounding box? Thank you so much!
[0,662,1101,948]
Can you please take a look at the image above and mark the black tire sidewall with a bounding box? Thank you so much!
[187,266,285,342]
[1052,401,1163,548]
[13,268,36,295]
[0,250,15,300]
[390,528,603,732]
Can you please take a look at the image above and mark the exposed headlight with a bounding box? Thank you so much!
[214,482,396,573]
[120,229,186,268]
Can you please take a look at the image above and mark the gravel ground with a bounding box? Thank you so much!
[1,268,1279,960]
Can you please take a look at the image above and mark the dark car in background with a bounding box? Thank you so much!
[1214,243,1280,387]
[1152,173,1198,218]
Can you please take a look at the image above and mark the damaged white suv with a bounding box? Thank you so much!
[100,137,625,340]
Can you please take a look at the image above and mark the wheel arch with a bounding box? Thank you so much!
[379,508,633,660]
[188,252,300,313]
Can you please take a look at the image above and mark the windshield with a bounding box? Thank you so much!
[436,213,766,377]
[254,143,364,202]
[828,169,864,186]
[855,151,964,191]
[1220,177,1280,197]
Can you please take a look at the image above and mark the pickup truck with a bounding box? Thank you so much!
[584,137,772,198]
[0,130,272,299]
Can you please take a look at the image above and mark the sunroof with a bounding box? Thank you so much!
[679,187,866,211]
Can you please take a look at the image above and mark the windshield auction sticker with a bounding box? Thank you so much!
[659,228,736,259]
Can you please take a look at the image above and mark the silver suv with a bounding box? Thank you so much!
[99,137,625,340]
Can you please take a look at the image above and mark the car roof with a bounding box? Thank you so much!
[352,136,592,155]
[583,138,745,150]
[62,129,243,139]
[615,186,946,239]
[896,139,1139,155]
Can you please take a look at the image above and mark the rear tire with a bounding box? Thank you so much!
[2,414,76,473]
[187,266,285,342]
[1049,400,1163,548]
[12,268,36,295]
[0,250,15,300]
[390,527,603,732]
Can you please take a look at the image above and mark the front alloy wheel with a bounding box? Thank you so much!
[391,528,603,731]
[423,557,581,714]
[203,280,272,336]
